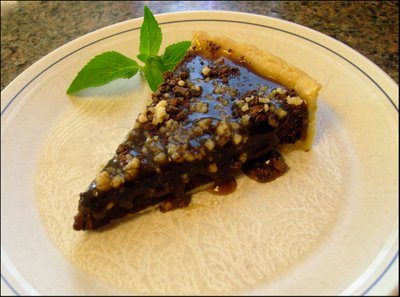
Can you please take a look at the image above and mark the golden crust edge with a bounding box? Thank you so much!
[191,31,322,151]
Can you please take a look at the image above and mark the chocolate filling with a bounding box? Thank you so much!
[73,52,308,231]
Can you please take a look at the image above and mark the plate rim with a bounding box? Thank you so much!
[1,10,398,296]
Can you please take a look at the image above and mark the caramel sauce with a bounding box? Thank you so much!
[207,178,237,195]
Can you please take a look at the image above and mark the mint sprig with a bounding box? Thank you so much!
[66,52,140,94]
[143,57,165,91]
[161,41,192,70]
[139,6,163,59]
[67,6,191,94]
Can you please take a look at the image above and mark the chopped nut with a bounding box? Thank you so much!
[241,103,249,112]
[154,152,167,163]
[258,97,270,104]
[220,98,229,106]
[178,80,186,87]
[216,121,229,136]
[233,134,242,145]
[195,102,208,113]
[268,90,277,98]
[244,95,254,103]
[193,126,203,134]
[264,104,270,112]
[145,136,153,144]
[229,88,238,97]
[235,100,244,108]
[191,85,201,92]
[214,85,224,94]
[110,175,125,189]
[286,96,303,106]
[275,108,287,118]
[202,66,211,76]
[165,119,177,129]
[230,122,240,130]
[152,100,168,125]
[204,138,215,151]
[197,118,212,130]
[96,171,112,191]
[208,163,218,173]
[260,85,268,92]
[138,111,148,123]
[167,144,178,155]
[276,88,286,95]
[241,114,251,126]
[124,157,141,171]
[205,94,213,100]
[184,152,195,162]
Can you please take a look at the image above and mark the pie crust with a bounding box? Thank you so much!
[192,32,321,151]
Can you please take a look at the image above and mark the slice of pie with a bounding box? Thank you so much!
[73,32,321,231]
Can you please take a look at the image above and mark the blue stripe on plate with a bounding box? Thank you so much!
[361,251,399,296]
[1,273,19,296]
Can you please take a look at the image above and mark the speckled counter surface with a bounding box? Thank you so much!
[1,1,398,90]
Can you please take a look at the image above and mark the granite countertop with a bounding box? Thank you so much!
[1,1,398,91]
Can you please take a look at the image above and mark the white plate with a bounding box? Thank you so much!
[1,11,398,295]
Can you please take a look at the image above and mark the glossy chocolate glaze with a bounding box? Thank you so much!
[73,52,308,231]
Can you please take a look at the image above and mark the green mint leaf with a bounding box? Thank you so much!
[67,51,139,94]
[143,57,165,91]
[137,53,148,63]
[161,41,191,70]
[66,7,191,95]
[139,6,162,57]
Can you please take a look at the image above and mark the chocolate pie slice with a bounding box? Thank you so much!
[73,32,321,231]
